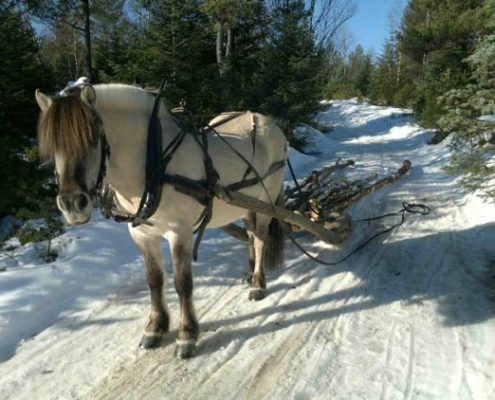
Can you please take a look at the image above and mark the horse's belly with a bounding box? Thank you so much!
[208,201,248,228]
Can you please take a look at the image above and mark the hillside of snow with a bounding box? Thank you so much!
[1,99,494,400]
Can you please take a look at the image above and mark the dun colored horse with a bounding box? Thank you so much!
[35,83,287,358]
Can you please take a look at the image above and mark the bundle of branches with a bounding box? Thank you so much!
[220,159,411,241]
[284,159,412,228]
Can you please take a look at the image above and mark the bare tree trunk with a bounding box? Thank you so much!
[396,51,402,84]
[72,28,79,78]
[81,0,93,81]
[226,26,233,61]
[216,23,223,66]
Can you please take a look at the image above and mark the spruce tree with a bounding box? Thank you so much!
[438,33,495,196]
[253,0,328,145]
[369,39,400,106]
[130,0,217,113]
[0,1,54,217]
[347,45,374,98]
[398,0,486,126]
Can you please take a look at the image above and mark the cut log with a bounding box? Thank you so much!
[285,159,412,218]
[214,185,352,244]
[217,159,411,243]
[333,160,412,210]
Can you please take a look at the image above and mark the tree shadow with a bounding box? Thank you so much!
[195,222,495,356]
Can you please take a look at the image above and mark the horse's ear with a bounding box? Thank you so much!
[80,85,96,106]
[35,90,53,112]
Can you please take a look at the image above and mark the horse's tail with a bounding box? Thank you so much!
[264,192,285,270]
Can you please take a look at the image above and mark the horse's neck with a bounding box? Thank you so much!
[100,109,181,206]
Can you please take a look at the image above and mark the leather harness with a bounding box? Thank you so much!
[98,86,285,260]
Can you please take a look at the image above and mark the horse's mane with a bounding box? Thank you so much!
[93,84,157,114]
[37,84,158,161]
[37,92,102,161]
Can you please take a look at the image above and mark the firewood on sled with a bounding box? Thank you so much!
[220,159,411,241]
[284,159,412,225]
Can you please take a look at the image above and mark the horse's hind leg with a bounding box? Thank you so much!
[168,231,199,359]
[245,212,271,300]
[242,211,256,285]
[129,230,169,349]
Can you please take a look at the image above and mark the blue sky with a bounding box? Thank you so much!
[346,0,403,54]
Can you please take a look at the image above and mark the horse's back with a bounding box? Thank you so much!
[208,111,287,160]
[209,111,284,141]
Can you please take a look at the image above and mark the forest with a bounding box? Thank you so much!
[1,0,495,224]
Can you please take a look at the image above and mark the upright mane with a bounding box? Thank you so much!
[93,84,159,114]
[37,89,102,161]
[37,84,165,161]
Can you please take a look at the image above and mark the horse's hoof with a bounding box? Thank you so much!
[174,340,196,359]
[249,289,266,301]
[139,332,163,349]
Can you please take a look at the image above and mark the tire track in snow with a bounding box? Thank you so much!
[404,324,416,400]
[380,323,398,400]
[87,249,364,400]
[235,265,365,399]
[85,280,282,399]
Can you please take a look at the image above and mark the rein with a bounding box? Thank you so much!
[284,157,431,266]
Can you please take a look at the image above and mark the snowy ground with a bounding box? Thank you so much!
[1,100,494,400]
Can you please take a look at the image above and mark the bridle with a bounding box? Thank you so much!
[51,111,111,203]
[51,79,111,202]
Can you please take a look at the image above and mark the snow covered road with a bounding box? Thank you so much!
[1,100,494,399]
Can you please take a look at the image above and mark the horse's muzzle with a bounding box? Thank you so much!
[57,192,93,225]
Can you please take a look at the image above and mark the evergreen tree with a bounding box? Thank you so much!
[347,45,374,98]
[203,0,269,109]
[91,0,133,82]
[225,0,269,110]
[369,39,400,105]
[438,32,495,196]
[131,0,218,113]
[398,0,486,125]
[27,0,94,82]
[324,44,373,100]
[38,20,86,87]
[321,44,348,99]
[0,0,54,217]
[252,0,328,144]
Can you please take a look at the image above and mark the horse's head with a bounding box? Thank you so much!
[36,84,105,225]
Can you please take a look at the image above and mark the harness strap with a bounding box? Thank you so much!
[170,110,221,261]
[161,174,209,205]
[100,101,283,261]
[224,159,286,192]
[133,79,167,227]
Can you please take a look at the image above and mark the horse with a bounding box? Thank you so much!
[35,83,288,358]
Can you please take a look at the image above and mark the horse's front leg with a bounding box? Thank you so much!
[168,231,199,359]
[129,229,169,349]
